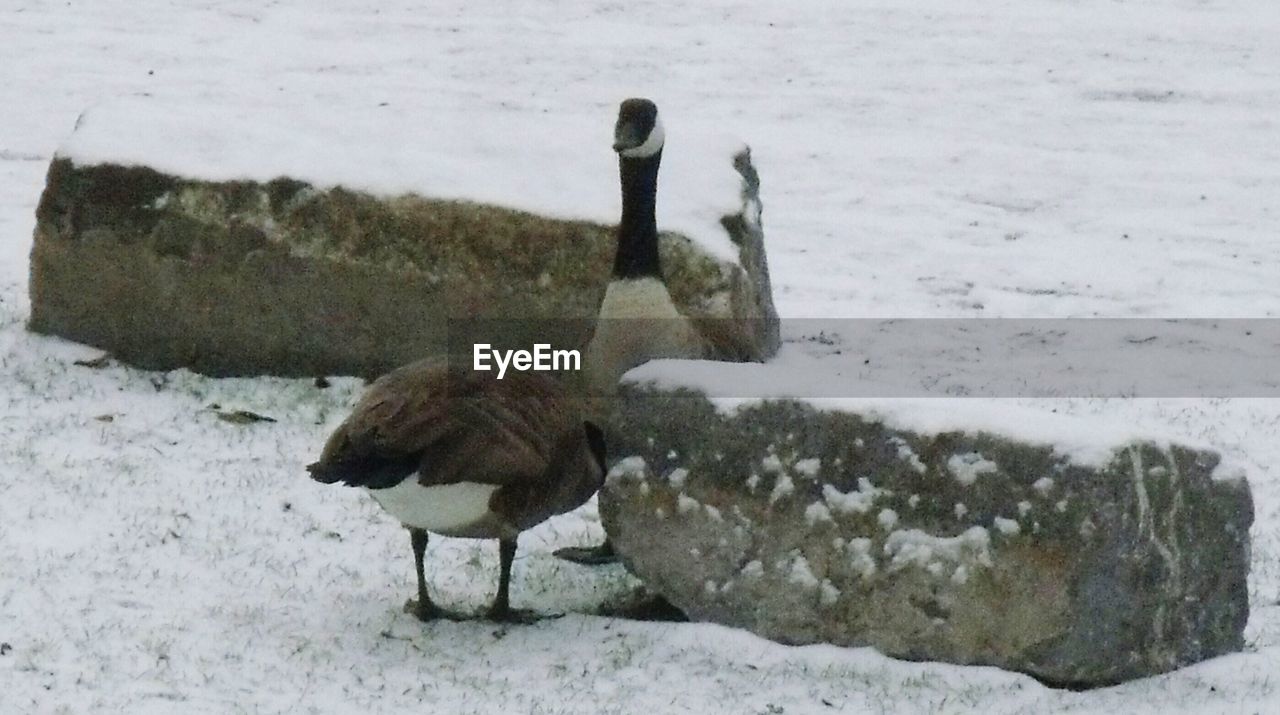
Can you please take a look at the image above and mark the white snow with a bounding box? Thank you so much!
[993,517,1022,536]
[891,437,929,474]
[4,1,1280,713]
[59,100,746,265]
[782,551,821,589]
[768,474,795,504]
[822,478,890,515]
[626,360,1243,468]
[666,467,689,489]
[947,452,1000,486]
[793,458,822,478]
[884,527,995,573]
[844,538,879,579]
[606,455,648,483]
[677,494,701,515]
[805,501,834,525]
[820,580,841,606]
[878,508,900,530]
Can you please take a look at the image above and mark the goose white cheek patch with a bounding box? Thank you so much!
[620,116,665,158]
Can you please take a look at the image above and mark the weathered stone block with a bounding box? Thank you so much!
[29,108,779,378]
[600,386,1253,687]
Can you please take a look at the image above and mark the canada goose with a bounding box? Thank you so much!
[554,98,756,565]
[308,98,694,620]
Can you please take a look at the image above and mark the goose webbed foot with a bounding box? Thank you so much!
[485,604,553,624]
[403,598,451,622]
[553,540,617,566]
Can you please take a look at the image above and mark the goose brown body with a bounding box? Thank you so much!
[309,359,605,540]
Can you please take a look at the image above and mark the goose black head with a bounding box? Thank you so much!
[613,98,664,158]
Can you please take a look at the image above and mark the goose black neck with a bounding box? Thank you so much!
[613,150,663,279]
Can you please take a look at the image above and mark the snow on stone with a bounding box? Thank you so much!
[1033,477,1055,496]
[954,503,969,519]
[992,517,1021,535]
[805,501,833,525]
[769,474,795,504]
[877,508,899,530]
[947,452,999,486]
[844,538,878,579]
[890,436,928,474]
[884,526,993,574]
[740,560,765,579]
[793,458,821,478]
[745,474,761,493]
[607,456,648,484]
[677,494,701,515]
[1017,500,1033,516]
[819,579,841,606]
[1079,517,1097,538]
[760,454,784,474]
[704,504,724,522]
[625,361,1230,469]
[666,467,689,489]
[822,478,888,515]
[1212,456,1251,483]
[782,551,821,589]
[60,98,746,264]
[907,494,921,509]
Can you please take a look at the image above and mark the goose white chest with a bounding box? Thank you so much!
[367,479,499,534]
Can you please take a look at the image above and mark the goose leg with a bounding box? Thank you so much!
[487,537,540,623]
[404,527,445,621]
[553,538,616,566]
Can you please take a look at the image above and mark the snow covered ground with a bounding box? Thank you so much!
[2,0,1279,712]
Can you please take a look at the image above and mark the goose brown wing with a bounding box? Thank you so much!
[411,372,577,489]
[308,358,575,490]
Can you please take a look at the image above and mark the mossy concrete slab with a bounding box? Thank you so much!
[600,386,1253,687]
[29,152,779,378]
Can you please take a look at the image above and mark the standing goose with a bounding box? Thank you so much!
[554,98,754,565]
[308,98,698,620]
[309,364,606,622]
